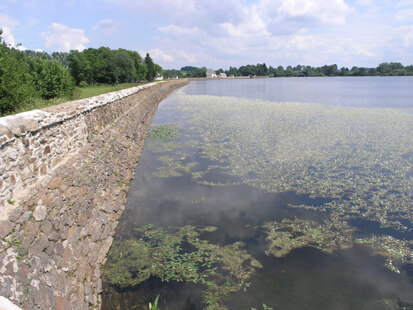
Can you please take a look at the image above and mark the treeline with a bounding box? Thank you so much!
[67,48,161,85]
[0,34,74,114]
[0,29,161,114]
[163,66,207,79]
[217,62,413,77]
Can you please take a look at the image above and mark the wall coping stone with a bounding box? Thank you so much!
[0,296,23,310]
[0,82,160,149]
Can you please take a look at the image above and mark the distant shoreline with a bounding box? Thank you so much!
[187,75,413,81]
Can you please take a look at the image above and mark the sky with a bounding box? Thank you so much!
[0,0,412,69]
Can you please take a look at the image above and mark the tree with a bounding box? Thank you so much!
[226,66,240,76]
[127,50,146,81]
[27,57,74,99]
[181,66,198,72]
[144,53,156,81]
[111,50,135,83]
[215,68,224,75]
[68,50,92,85]
[0,29,35,114]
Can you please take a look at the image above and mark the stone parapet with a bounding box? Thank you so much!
[0,83,162,219]
[0,80,188,309]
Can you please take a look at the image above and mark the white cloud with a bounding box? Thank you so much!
[0,13,19,46]
[158,24,201,38]
[0,14,27,49]
[93,18,119,35]
[1,27,16,46]
[144,48,175,63]
[106,0,412,68]
[356,0,373,6]
[352,45,378,58]
[395,25,413,47]
[176,50,196,63]
[259,0,352,28]
[396,7,413,20]
[40,23,89,52]
[0,13,19,28]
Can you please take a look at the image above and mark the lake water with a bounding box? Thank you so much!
[102,77,413,310]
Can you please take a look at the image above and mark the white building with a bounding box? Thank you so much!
[206,69,217,78]
[219,72,227,78]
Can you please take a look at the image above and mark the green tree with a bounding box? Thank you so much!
[144,53,156,81]
[27,57,74,99]
[127,50,147,81]
[0,29,34,114]
[111,50,135,83]
[68,50,92,85]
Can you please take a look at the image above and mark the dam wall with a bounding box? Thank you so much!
[0,80,188,309]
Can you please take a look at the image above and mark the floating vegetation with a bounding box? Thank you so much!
[147,124,180,142]
[262,219,355,257]
[174,91,413,229]
[109,88,413,308]
[251,304,273,310]
[104,225,262,310]
[355,235,413,273]
[147,155,199,179]
[149,90,413,271]
[262,218,413,273]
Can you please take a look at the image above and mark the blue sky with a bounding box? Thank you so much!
[1,0,412,69]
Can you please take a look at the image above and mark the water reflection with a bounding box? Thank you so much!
[102,80,413,310]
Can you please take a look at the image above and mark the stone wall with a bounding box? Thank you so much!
[0,80,188,309]
[0,82,164,220]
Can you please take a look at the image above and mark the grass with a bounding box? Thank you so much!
[7,82,149,116]
[73,83,142,100]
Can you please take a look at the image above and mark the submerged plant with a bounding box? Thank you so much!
[149,295,160,310]
[251,304,273,310]
[261,218,413,273]
[147,124,180,142]
[104,225,262,309]
[262,219,355,257]
[165,90,413,273]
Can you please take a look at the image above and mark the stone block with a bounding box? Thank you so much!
[55,296,70,310]
[0,220,13,238]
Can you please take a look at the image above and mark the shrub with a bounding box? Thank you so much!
[27,58,75,99]
[78,81,88,88]
[0,42,34,114]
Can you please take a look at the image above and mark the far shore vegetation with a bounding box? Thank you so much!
[0,28,162,116]
[164,62,413,79]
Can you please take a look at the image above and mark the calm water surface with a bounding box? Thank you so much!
[102,77,413,310]
[184,76,413,108]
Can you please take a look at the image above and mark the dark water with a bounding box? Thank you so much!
[102,78,413,310]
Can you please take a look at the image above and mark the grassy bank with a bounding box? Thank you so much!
[4,82,148,116]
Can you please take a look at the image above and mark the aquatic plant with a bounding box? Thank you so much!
[175,91,413,231]
[262,219,355,257]
[261,218,413,273]
[119,89,413,309]
[161,90,413,272]
[147,155,198,179]
[149,295,160,310]
[104,225,262,309]
[251,304,273,310]
[147,124,180,142]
